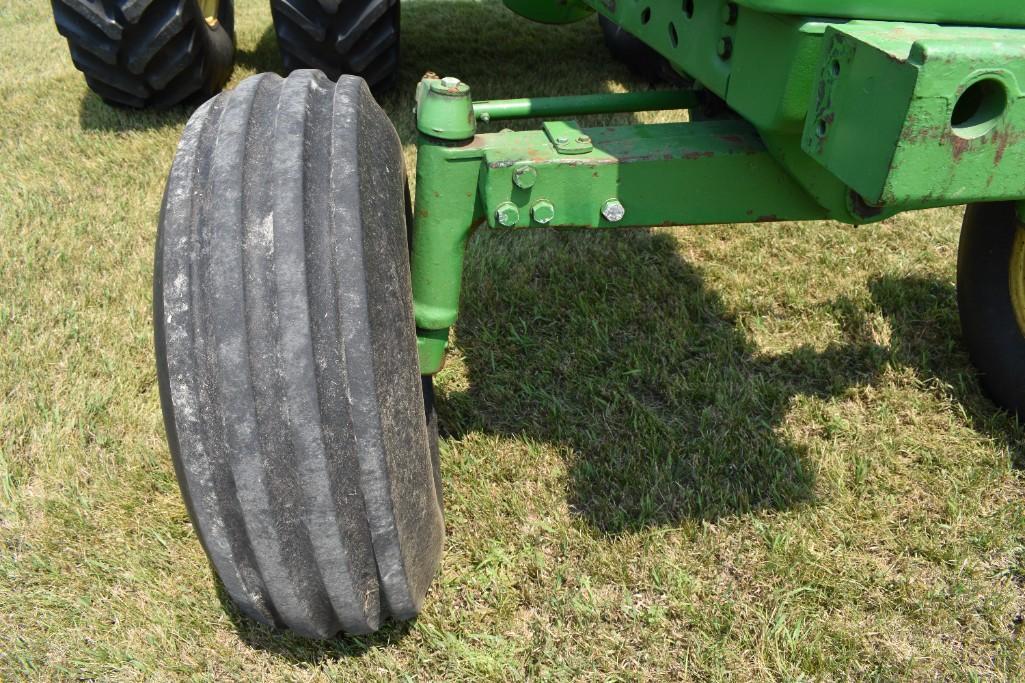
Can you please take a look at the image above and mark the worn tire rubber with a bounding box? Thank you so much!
[52,0,235,108]
[155,70,444,638]
[957,202,1025,416]
[270,0,399,88]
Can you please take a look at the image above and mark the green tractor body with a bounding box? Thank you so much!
[412,0,1025,373]
[109,0,1025,638]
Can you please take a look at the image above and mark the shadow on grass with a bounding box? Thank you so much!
[215,582,414,663]
[442,230,1024,534]
[234,25,283,74]
[78,91,193,132]
[868,274,1025,468]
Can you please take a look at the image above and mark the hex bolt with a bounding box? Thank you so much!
[440,76,461,88]
[577,135,591,144]
[601,199,626,223]
[495,202,520,227]
[555,135,569,145]
[721,2,738,25]
[531,200,556,224]
[512,164,537,189]
[717,37,733,59]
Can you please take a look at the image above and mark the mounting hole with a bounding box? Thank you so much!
[816,119,827,137]
[830,59,841,77]
[669,22,678,47]
[951,78,1007,139]
[641,7,651,24]
[684,0,694,19]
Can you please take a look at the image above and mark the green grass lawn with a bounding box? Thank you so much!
[3,0,1025,679]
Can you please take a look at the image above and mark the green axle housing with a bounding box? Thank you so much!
[410,0,1025,373]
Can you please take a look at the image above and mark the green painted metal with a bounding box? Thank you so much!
[409,2,1025,373]
[410,115,828,373]
[415,77,476,140]
[410,136,483,373]
[501,0,593,24]
[736,0,1025,28]
[542,120,593,154]
[802,23,1025,206]
[579,0,1025,214]
[472,90,698,121]
[476,119,827,229]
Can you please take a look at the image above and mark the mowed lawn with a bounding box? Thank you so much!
[3,0,1025,679]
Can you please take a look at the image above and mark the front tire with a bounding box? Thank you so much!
[957,202,1025,416]
[52,0,235,108]
[155,70,443,638]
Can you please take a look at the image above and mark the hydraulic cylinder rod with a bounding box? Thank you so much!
[472,90,698,122]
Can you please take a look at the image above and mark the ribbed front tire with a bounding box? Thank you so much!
[52,0,235,108]
[270,0,400,88]
[155,70,443,638]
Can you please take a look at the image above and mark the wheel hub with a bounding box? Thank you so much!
[1009,227,1025,335]
[196,0,219,27]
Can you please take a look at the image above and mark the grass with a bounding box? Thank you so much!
[2,0,1025,679]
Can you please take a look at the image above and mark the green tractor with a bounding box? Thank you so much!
[55,0,1025,639]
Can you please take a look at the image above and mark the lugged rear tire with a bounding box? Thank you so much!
[155,70,444,638]
[957,202,1025,417]
[270,0,400,88]
[52,0,235,108]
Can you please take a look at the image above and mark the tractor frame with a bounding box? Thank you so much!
[410,0,1025,374]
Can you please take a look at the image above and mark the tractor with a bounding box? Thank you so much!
[52,0,1025,638]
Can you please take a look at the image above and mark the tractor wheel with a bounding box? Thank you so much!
[52,0,235,108]
[957,202,1025,416]
[270,0,400,89]
[154,70,444,638]
[599,15,682,85]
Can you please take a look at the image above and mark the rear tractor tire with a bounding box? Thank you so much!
[599,15,684,86]
[957,202,1025,416]
[270,0,400,89]
[155,70,444,638]
[52,0,235,108]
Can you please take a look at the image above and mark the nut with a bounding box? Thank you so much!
[531,200,556,225]
[495,202,520,227]
[601,199,626,223]
[513,164,537,189]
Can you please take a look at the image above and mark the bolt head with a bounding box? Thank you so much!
[495,202,520,227]
[531,200,556,225]
[717,37,733,59]
[512,164,537,189]
[440,76,461,88]
[601,199,626,223]
[555,136,569,145]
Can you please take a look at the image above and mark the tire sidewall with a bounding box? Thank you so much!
[194,0,234,94]
[957,202,1025,414]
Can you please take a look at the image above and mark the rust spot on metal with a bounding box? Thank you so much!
[755,215,779,223]
[681,150,715,160]
[849,190,883,219]
[991,127,1025,165]
[949,134,971,161]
